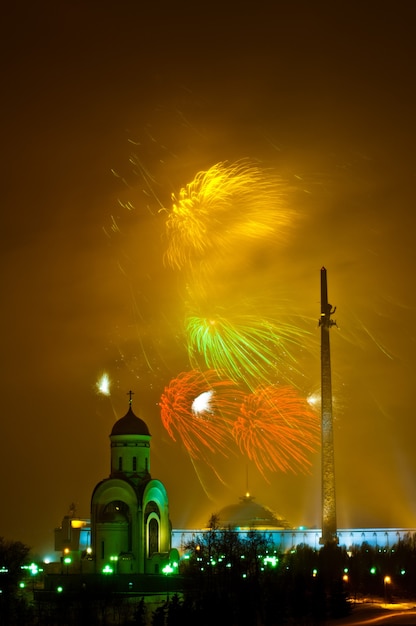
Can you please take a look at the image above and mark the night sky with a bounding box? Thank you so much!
[2,1,416,556]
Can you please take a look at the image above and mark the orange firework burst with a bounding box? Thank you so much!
[164,160,291,270]
[232,385,320,478]
[159,370,244,464]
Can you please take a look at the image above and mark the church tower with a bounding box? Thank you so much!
[91,394,172,574]
[110,399,151,482]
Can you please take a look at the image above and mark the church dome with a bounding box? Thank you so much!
[216,494,291,530]
[111,406,150,437]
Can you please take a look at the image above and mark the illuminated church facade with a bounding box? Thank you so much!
[55,398,175,575]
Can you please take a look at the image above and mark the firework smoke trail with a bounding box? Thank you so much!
[232,385,320,479]
[186,313,311,391]
[128,151,167,215]
[164,160,291,271]
[159,370,244,465]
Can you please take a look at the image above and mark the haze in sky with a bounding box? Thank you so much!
[1,1,416,555]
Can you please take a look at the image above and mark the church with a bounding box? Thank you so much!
[54,395,176,576]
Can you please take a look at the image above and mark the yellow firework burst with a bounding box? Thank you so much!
[164,160,292,270]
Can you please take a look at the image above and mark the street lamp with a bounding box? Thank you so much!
[384,575,391,604]
[163,563,175,600]
[63,556,72,575]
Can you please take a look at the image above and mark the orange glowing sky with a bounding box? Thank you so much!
[1,1,416,555]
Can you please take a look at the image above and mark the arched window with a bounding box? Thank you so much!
[148,518,159,555]
[98,501,132,552]
[145,502,160,557]
[99,500,129,522]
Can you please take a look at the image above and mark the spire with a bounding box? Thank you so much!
[319,267,338,545]
[243,464,253,500]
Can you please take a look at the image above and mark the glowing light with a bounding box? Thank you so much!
[96,373,111,396]
[306,391,320,409]
[192,390,214,414]
[71,519,88,529]
[232,385,320,478]
[159,370,244,464]
[186,314,306,390]
[164,160,291,270]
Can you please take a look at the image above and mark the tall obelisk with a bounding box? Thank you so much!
[319,267,338,544]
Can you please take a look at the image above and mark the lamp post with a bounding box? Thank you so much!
[384,575,391,605]
[63,556,71,575]
[162,563,174,601]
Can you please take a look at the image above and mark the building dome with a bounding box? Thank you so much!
[216,494,291,530]
[111,406,150,437]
